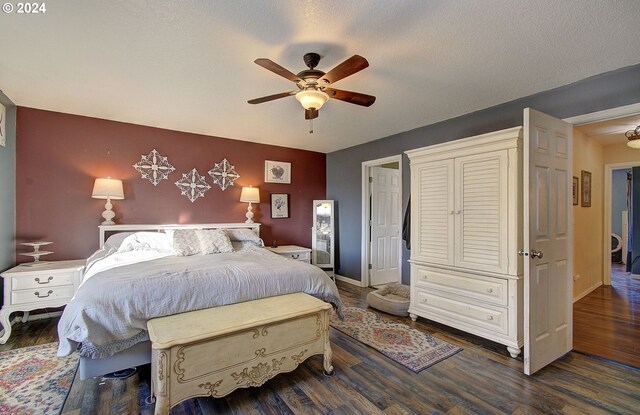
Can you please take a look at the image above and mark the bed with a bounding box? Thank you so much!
[57,223,343,380]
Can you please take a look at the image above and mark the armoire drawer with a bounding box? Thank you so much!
[413,289,508,335]
[413,266,508,307]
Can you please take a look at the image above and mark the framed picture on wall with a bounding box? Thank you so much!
[265,160,291,184]
[581,170,591,207]
[270,193,289,218]
[572,176,579,205]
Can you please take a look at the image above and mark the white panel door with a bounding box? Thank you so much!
[370,167,401,286]
[523,108,573,375]
[413,160,455,265]
[454,151,508,274]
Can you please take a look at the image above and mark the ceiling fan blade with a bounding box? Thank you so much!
[305,108,319,120]
[247,91,297,105]
[254,58,303,83]
[318,55,369,85]
[325,88,376,107]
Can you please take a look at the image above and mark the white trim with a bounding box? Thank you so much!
[564,102,640,125]
[334,274,363,286]
[573,281,603,303]
[603,162,638,286]
[361,155,403,288]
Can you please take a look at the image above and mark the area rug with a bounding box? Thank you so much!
[330,306,462,372]
[0,342,78,415]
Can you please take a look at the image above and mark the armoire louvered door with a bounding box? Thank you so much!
[412,159,454,266]
[454,151,508,274]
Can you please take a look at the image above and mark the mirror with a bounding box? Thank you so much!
[312,200,334,272]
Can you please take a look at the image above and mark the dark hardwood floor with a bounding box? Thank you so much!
[2,282,639,414]
[573,263,640,368]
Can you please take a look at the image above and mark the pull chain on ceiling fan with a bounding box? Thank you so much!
[248,53,376,133]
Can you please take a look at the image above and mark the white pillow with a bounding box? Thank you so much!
[196,229,233,254]
[171,229,202,256]
[104,232,136,249]
[226,228,262,244]
[117,232,173,253]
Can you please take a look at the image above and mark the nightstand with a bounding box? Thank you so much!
[266,245,311,263]
[0,259,85,344]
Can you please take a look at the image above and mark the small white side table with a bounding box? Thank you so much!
[266,245,311,263]
[0,259,85,344]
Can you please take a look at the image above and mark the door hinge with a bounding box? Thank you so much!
[368,263,372,270]
[369,176,373,183]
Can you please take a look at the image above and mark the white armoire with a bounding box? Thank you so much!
[406,127,524,358]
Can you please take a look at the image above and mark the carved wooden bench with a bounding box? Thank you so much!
[147,293,333,415]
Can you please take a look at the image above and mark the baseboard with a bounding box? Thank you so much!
[573,281,603,303]
[334,274,363,287]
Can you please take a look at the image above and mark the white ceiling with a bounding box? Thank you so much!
[576,114,640,147]
[1,0,639,153]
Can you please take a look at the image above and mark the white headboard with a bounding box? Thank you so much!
[98,223,261,248]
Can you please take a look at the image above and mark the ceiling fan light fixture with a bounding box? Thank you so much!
[296,89,329,110]
[626,125,640,149]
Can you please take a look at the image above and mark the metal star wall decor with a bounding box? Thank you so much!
[175,168,211,202]
[133,149,175,186]
[208,158,240,191]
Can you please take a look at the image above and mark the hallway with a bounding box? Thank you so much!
[573,263,640,368]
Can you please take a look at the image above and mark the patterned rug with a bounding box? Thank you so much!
[330,306,462,372]
[0,342,78,415]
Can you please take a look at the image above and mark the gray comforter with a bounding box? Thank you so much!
[57,246,342,359]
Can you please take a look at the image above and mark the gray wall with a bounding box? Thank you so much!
[0,92,16,277]
[612,169,630,238]
[327,64,640,284]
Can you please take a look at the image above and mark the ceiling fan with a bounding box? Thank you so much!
[247,53,376,122]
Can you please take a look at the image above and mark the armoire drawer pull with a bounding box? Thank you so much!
[35,290,53,298]
[35,276,53,284]
[486,288,493,293]
[487,315,494,321]
[292,254,300,259]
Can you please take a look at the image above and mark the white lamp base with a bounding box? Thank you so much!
[245,202,255,224]
[101,198,116,226]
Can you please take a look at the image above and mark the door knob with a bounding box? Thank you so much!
[530,250,544,259]
[517,249,528,257]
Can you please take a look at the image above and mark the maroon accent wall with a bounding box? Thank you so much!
[16,108,326,261]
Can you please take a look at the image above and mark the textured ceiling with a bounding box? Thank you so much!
[1,0,639,153]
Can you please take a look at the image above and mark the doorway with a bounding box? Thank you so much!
[361,155,402,287]
[569,110,640,367]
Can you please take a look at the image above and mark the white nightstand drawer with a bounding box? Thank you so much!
[12,285,75,305]
[11,271,76,290]
[281,251,310,262]
[266,245,312,264]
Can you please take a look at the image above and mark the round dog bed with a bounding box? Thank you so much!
[366,282,410,317]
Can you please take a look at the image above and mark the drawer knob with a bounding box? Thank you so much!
[487,315,494,321]
[292,254,300,259]
[35,290,53,298]
[421,298,428,303]
[486,288,493,293]
[35,276,54,284]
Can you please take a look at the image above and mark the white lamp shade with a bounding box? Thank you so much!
[295,90,329,110]
[92,178,125,200]
[240,186,260,203]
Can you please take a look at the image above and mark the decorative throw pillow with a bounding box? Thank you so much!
[196,229,233,254]
[171,229,201,256]
[226,228,262,244]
